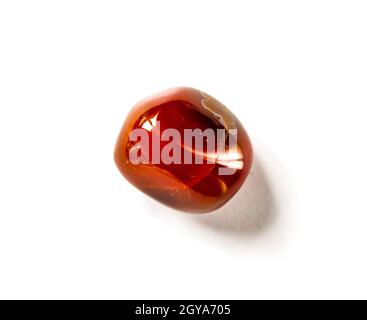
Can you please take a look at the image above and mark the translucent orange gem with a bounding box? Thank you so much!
[114,87,253,213]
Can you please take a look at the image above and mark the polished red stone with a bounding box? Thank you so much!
[114,87,253,213]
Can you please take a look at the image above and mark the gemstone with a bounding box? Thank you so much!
[114,87,253,213]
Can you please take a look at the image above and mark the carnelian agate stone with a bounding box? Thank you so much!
[114,88,253,213]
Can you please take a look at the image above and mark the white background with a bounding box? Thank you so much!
[0,1,366,300]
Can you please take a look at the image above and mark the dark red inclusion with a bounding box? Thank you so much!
[127,100,240,197]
